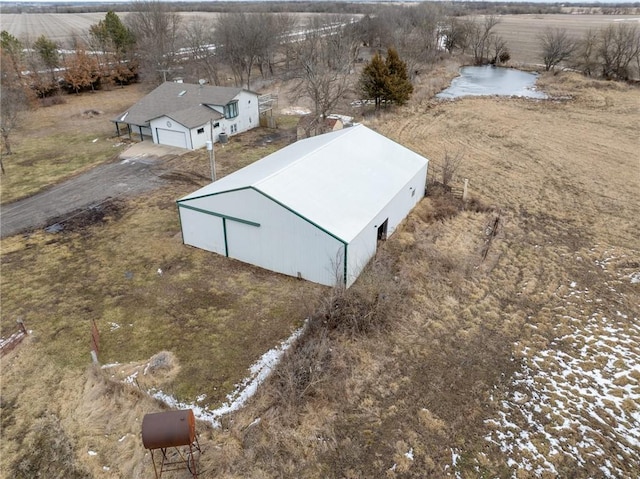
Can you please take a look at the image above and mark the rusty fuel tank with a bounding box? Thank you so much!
[142,409,196,450]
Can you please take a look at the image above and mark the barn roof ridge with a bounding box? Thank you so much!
[252,125,362,187]
[178,124,429,243]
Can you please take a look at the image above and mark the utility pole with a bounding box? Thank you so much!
[206,140,216,181]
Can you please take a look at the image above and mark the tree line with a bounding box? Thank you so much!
[539,24,640,80]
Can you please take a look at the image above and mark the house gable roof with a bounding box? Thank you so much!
[178,125,429,242]
[113,82,249,128]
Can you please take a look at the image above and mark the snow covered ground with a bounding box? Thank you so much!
[485,247,640,477]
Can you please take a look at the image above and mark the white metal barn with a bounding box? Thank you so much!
[177,125,428,287]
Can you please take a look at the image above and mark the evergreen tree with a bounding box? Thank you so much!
[89,11,137,86]
[359,48,413,109]
[33,35,59,83]
[1,31,24,80]
[359,52,388,109]
[32,35,60,95]
[90,11,134,54]
[384,47,413,106]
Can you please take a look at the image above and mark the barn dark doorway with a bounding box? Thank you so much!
[377,219,388,241]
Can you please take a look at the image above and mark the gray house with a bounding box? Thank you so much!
[112,82,260,149]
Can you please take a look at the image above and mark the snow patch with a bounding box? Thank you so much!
[486,252,640,478]
[149,324,306,428]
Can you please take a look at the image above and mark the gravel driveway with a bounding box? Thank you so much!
[0,143,186,239]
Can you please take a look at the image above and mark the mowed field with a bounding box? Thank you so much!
[0,11,352,45]
[493,14,640,65]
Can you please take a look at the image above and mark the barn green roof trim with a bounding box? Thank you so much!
[176,186,253,203]
[177,203,260,227]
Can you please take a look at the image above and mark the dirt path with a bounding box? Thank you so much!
[0,143,186,238]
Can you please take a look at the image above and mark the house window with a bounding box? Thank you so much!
[213,122,220,128]
[230,124,237,134]
[197,127,205,134]
[224,100,239,119]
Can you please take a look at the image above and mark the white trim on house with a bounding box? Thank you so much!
[112,83,260,150]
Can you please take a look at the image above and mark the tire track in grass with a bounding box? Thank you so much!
[485,244,640,478]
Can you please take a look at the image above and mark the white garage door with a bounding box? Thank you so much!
[157,128,187,149]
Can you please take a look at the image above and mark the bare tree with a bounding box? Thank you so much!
[0,63,30,171]
[443,17,475,55]
[353,13,391,49]
[290,16,359,125]
[255,13,294,82]
[441,149,464,187]
[488,34,510,65]
[573,29,600,76]
[539,28,576,71]
[275,13,298,74]
[598,23,640,80]
[126,0,182,83]
[214,12,263,88]
[470,15,503,65]
[183,17,219,85]
[386,4,443,77]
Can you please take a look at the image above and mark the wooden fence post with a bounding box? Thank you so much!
[16,318,27,335]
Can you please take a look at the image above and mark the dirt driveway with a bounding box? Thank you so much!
[0,142,187,239]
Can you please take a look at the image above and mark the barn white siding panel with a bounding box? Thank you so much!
[345,164,428,287]
[179,188,345,286]
[179,208,226,255]
[224,197,344,286]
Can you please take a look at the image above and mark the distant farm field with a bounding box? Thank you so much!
[3,11,637,65]
[492,14,640,65]
[0,11,351,45]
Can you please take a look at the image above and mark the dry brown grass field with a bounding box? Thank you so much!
[2,8,640,475]
[1,67,638,478]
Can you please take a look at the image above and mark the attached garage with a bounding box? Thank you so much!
[112,82,260,150]
[177,125,429,287]
[156,128,187,149]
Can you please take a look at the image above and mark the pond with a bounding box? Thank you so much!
[437,65,548,99]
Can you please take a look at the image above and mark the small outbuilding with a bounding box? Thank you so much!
[112,82,260,149]
[177,125,428,287]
